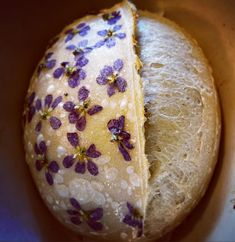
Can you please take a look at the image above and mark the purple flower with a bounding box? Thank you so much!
[23,92,36,125]
[34,94,62,132]
[95,25,126,48]
[102,11,121,25]
[67,197,103,231]
[63,86,103,131]
[123,202,143,237]
[96,59,127,96]
[37,52,56,76]
[65,23,90,43]
[53,62,86,88]
[66,40,93,64]
[34,140,59,185]
[62,132,101,176]
[107,115,134,161]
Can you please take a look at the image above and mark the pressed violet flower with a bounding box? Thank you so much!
[37,52,56,76]
[95,24,126,48]
[23,92,36,125]
[66,39,93,61]
[65,23,90,43]
[107,115,134,161]
[67,197,103,231]
[102,11,121,25]
[34,140,59,185]
[63,86,103,131]
[96,59,127,96]
[62,132,101,176]
[34,95,62,132]
[123,202,143,237]
[53,61,86,88]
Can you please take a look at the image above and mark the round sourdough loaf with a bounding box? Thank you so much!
[23,1,220,241]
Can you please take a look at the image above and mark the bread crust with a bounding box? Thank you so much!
[138,11,221,240]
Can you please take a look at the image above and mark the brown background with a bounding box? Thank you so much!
[0,0,235,241]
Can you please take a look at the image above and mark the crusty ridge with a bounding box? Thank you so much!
[138,11,221,240]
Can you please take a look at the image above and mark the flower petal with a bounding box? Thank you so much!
[76,56,89,67]
[113,24,122,32]
[63,101,75,112]
[76,116,86,131]
[107,84,115,97]
[87,160,99,176]
[127,202,134,214]
[79,25,90,36]
[69,111,79,124]
[113,59,124,72]
[94,40,105,48]
[35,121,42,132]
[65,33,74,43]
[115,32,126,39]
[34,143,41,155]
[87,105,103,115]
[45,59,56,69]
[89,208,103,221]
[118,115,125,130]
[49,116,62,130]
[45,171,53,185]
[66,44,76,50]
[53,67,64,78]
[48,161,59,173]
[35,99,42,111]
[70,197,81,210]
[106,38,116,48]
[67,209,79,215]
[35,160,44,171]
[97,29,108,37]
[96,75,108,85]
[63,155,74,168]
[51,96,62,109]
[86,144,101,158]
[101,65,113,78]
[78,86,89,102]
[118,143,131,161]
[39,141,47,154]
[78,39,88,48]
[87,220,103,231]
[122,139,134,150]
[71,216,82,225]
[67,132,79,147]
[75,161,86,174]
[28,106,36,122]
[123,214,134,227]
[68,77,79,88]
[116,77,127,93]
[44,95,53,107]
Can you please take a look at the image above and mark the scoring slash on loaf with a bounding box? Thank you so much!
[23,1,220,241]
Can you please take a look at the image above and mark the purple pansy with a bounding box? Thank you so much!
[102,11,121,25]
[37,52,56,76]
[34,140,59,185]
[67,197,103,231]
[123,202,143,237]
[53,61,86,88]
[95,24,126,48]
[96,59,127,96]
[34,94,62,132]
[23,91,36,125]
[65,23,90,43]
[63,86,103,131]
[107,115,134,161]
[62,132,101,176]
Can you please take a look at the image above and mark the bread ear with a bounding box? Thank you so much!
[138,11,220,239]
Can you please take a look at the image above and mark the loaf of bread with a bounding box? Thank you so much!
[23,1,220,241]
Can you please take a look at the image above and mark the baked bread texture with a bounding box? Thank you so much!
[23,1,220,241]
